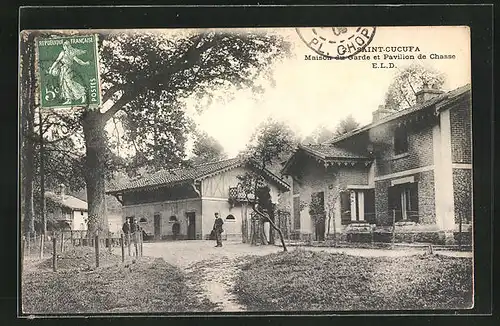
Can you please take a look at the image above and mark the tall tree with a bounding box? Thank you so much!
[189,130,227,165]
[333,114,361,138]
[303,124,336,145]
[20,31,38,236]
[21,31,87,236]
[384,63,446,111]
[243,118,299,175]
[21,30,291,236]
[238,118,298,250]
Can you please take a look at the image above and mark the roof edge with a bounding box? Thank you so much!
[329,83,471,144]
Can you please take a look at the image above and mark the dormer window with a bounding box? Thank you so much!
[394,125,408,155]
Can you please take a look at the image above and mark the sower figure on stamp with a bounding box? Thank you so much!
[213,213,224,247]
[48,40,90,105]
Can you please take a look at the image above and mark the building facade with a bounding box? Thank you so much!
[107,158,290,241]
[45,184,88,231]
[282,84,472,244]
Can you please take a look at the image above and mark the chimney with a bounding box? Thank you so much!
[372,105,392,122]
[59,183,66,201]
[415,82,444,105]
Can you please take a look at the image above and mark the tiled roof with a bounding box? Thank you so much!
[329,84,471,144]
[107,157,290,193]
[45,192,88,211]
[299,144,369,160]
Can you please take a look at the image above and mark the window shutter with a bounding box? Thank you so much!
[388,185,402,222]
[340,191,351,225]
[364,189,376,224]
[409,182,419,222]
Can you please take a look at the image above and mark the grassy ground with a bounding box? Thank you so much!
[233,249,473,311]
[22,247,217,314]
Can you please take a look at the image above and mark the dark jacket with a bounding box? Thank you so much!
[213,217,224,233]
[122,222,130,234]
[130,222,139,233]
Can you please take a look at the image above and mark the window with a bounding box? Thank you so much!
[169,216,178,222]
[341,190,375,224]
[394,125,409,155]
[340,191,351,225]
[388,182,419,223]
[226,214,236,222]
[81,211,84,216]
[364,189,376,224]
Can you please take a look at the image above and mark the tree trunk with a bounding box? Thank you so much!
[82,110,108,237]
[269,212,275,245]
[22,121,35,236]
[251,207,287,252]
[20,32,36,237]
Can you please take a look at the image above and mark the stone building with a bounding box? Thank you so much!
[107,158,290,241]
[281,84,472,244]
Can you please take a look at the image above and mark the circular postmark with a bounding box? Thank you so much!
[296,27,376,60]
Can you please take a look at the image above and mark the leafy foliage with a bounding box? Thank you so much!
[189,130,227,165]
[384,63,446,111]
[241,118,299,174]
[302,124,336,145]
[333,114,361,138]
[21,29,291,234]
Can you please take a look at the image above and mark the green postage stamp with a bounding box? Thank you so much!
[36,35,101,108]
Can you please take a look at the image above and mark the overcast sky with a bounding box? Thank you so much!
[185,26,471,157]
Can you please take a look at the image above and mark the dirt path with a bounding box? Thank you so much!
[140,240,281,312]
[139,240,472,312]
[184,256,247,312]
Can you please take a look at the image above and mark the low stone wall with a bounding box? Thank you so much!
[292,223,473,246]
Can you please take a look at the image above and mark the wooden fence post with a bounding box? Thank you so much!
[108,232,112,254]
[95,235,99,268]
[391,209,396,248]
[70,231,74,247]
[140,231,143,257]
[134,232,139,258]
[127,233,131,256]
[52,236,57,272]
[80,230,84,246]
[40,233,44,259]
[60,232,64,253]
[120,234,125,263]
[27,234,31,254]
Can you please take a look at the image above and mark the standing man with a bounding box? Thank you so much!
[130,218,139,256]
[122,218,130,245]
[213,213,224,247]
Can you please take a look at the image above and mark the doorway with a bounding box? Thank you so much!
[186,212,196,240]
[311,191,325,241]
[154,213,161,240]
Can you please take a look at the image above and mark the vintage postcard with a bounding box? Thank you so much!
[19,26,473,315]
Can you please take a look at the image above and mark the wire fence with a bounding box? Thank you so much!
[22,230,145,271]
